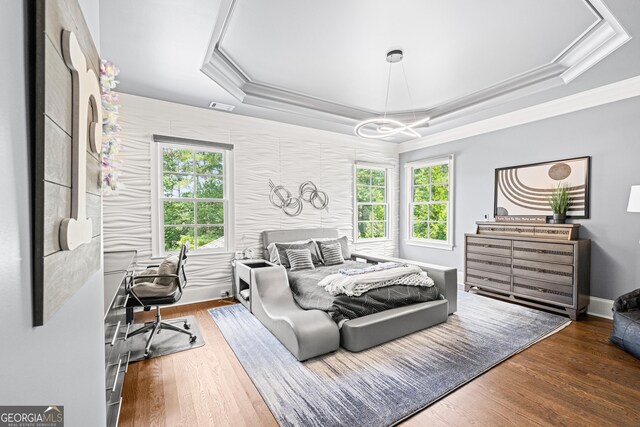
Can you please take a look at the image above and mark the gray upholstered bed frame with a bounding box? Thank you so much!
[249,228,458,361]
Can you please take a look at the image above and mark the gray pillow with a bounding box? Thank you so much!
[273,241,322,268]
[321,243,345,266]
[154,255,179,286]
[316,236,351,261]
[286,248,316,271]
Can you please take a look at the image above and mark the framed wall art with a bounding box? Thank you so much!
[494,156,591,220]
[33,0,102,325]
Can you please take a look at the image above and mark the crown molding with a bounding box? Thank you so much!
[201,0,629,139]
[398,74,640,154]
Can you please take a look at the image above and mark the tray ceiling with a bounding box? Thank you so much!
[201,0,629,138]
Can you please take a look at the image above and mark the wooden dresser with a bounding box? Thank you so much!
[104,250,137,427]
[464,222,590,320]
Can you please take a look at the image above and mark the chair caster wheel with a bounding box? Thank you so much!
[184,322,191,330]
[144,352,152,359]
[189,335,197,343]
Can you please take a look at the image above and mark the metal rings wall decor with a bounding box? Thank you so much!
[268,179,329,217]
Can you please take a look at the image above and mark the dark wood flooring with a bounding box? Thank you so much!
[119,301,640,427]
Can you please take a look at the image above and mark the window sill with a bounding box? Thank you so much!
[404,240,454,251]
[151,250,234,260]
[354,238,392,243]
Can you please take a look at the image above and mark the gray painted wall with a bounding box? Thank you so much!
[0,2,105,425]
[78,0,100,52]
[399,96,640,301]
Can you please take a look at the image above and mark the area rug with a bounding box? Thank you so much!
[125,315,204,362]
[209,292,570,427]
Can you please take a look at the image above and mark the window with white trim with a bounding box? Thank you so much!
[406,156,454,249]
[355,165,389,240]
[154,142,231,255]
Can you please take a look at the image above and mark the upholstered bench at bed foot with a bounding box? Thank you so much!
[250,265,340,361]
[340,298,449,352]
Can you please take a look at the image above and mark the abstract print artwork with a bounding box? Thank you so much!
[494,157,590,219]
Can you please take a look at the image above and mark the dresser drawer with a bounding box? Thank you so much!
[513,241,574,264]
[466,268,511,292]
[534,226,575,240]
[466,253,512,275]
[512,258,573,285]
[466,236,512,257]
[513,276,574,306]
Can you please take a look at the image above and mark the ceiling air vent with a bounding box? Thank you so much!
[208,101,235,112]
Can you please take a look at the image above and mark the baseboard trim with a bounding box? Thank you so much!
[586,296,614,320]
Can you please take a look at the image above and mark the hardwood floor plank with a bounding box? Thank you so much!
[120,301,640,427]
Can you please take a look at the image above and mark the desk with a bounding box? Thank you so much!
[104,250,136,427]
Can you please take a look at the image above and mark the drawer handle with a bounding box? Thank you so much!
[482,277,490,281]
[114,294,129,309]
[108,398,123,427]
[483,244,490,248]
[536,250,546,254]
[123,351,131,373]
[537,288,547,293]
[123,323,131,341]
[109,320,121,346]
[535,268,544,273]
[106,357,122,392]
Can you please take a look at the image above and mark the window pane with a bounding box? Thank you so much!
[163,148,193,173]
[356,186,370,202]
[197,226,225,249]
[197,202,224,225]
[413,167,430,185]
[431,184,449,202]
[373,222,385,238]
[371,187,385,202]
[358,204,372,221]
[413,204,429,221]
[371,170,385,186]
[164,201,194,225]
[357,168,371,185]
[358,222,373,239]
[413,186,430,202]
[429,203,447,222]
[164,226,194,252]
[429,222,447,241]
[413,222,429,239]
[431,164,449,183]
[373,205,386,221]
[195,151,223,175]
[163,173,194,198]
[197,176,223,199]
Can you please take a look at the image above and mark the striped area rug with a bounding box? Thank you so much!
[209,292,570,427]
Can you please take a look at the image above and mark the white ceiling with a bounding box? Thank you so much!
[99,0,640,141]
[221,0,597,112]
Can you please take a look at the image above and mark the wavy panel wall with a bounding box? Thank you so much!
[104,94,399,303]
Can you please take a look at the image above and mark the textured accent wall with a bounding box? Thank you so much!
[104,94,399,303]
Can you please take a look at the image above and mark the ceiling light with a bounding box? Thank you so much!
[208,101,235,112]
[354,50,429,140]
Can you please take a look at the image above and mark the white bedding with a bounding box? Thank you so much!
[318,264,435,297]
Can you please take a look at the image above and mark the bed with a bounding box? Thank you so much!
[249,228,458,361]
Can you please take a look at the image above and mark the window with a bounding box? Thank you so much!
[153,142,232,255]
[406,155,454,249]
[355,165,389,240]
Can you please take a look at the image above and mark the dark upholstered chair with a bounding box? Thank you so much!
[126,245,196,358]
[609,288,640,359]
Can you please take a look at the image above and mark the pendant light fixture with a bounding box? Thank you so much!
[354,49,430,140]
